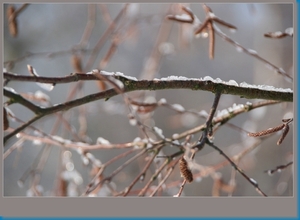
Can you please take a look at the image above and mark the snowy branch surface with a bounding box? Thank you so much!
[4,71,293,103]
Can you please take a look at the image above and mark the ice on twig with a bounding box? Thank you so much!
[172,104,185,112]
[154,126,165,139]
[158,98,167,105]
[96,137,110,145]
[247,49,257,55]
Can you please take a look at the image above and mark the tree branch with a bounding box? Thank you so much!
[4,88,43,114]
[4,72,293,102]
[3,71,292,144]
[206,141,267,197]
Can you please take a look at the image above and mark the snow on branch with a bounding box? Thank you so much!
[4,71,293,103]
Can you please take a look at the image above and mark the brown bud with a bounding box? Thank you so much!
[179,157,193,183]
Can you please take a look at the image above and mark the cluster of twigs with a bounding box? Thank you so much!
[167,4,293,82]
[3,3,293,197]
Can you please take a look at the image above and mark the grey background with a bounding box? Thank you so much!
[1,1,297,217]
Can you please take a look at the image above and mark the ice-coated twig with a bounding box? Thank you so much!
[206,141,267,197]
[83,148,147,196]
[264,162,293,175]
[264,28,293,39]
[138,159,170,196]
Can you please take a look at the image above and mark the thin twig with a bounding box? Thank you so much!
[206,141,267,197]
[149,157,181,197]
[192,92,221,152]
[264,162,293,175]
[83,148,147,196]
[84,4,128,71]
[123,146,163,196]
[138,159,170,196]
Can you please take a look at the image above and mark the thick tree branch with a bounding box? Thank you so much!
[4,72,293,102]
[3,71,292,144]
[4,88,43,114]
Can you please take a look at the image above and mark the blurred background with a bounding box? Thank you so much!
[3,3,293,196]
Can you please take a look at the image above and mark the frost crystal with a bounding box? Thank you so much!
[203,76,214,81]
[172,104,185,112]
[4,87,17,93]
[172,140,180,145]
[52,135,66,143]
[208,12,216,18]
[34,90,50,102]
[158,98,167,105]
[216,109,229,118]
[129,118,137,126]
[214,78,223,83]
[247,49,257,55]
[265,64,275,71]
[100,70,113,76]
[174,14,193,22]
[72,142,85,147]
[96,137,110,145]
[116,72,138,81]
[133,137,142,143]
[198,110,209,117]
[239,82,256,88]
[231,103,245,111]
[76,148,84,155]
[109,77,124,89]
[236,46,244,53]
[273,31,283,37]
[154,127,165,139]
[285,27,293,35]
[37,83,54,91]
[85,152,94,160]
[33,139,42,146]
[227,80,238,86]
[172,133,179,139]
[81,156,89,165]
[94,159,102,167]
[249,178,258,186]
[116,80,124,89]
[199,32,209,38]
[277,68,286,74]
[178,76,189,80]
[133,137,142,149]
[146,143,153,149]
